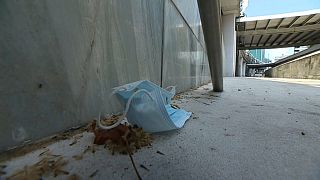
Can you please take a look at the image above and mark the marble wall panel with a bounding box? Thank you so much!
[162,0,210,92]
[0,0,164,151]
[0,0,210,151]
[171,0,205,46]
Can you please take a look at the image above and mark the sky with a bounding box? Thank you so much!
[244,0,320,17]
[244,0,320,62]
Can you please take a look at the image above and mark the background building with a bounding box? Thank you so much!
[249,49,271,63]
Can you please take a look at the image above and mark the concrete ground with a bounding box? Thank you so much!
[1,77,320,180]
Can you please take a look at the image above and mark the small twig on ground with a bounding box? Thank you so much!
[140,164,150,171]
[125,139,142,180]
[156,150,165,155]
[89,170,99,178]
[38,148,50,156]
[194,99,211,105]
[69,139,77,146]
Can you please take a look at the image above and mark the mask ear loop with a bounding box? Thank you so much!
[97,89,155,130]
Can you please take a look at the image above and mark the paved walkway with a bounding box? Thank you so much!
[2,77,320,180]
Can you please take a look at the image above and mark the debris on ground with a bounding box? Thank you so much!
[224,133,235,136]
[156,150,165,155]
[69,139,77,146]
[7,152,69,180]
[209,94,220,97]
[139,164,150,171]
[238,89,242,91]
[38,148,50,157]
[0,124,88,162]
[301,132,305,135]
[171,104,180,109]
[100,115,121,126]
[69,134,83,146]
[71,145,97,161]
[89,170,99,178]
[2,115,152,180]
[194,99,211,105]
[173,94,183,100]
[221,116,230,120]
[251,104,264,107]
[89,117,152,155]
[0,164,6,176]
[68,174,81,180]
[72,154,83,161]
[210,147,216,151]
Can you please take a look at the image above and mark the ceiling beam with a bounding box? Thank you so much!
[254,21,258,30]
[276,18,284,29]
[250,35,255,47]
[279,33,292,45]
[286,32,304,45]
[287,16,300,28]
[293,31,318,44]
[301,14,316,26]
[256,35,263,46]
[270,34,282,46]
[237,39,320,50]
[237,23,320,36]
[263,35,272,46]
[265,19,271,30]
[309,31,320,42]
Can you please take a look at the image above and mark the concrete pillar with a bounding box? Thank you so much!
[235,50,243,77]
[222,14,236,77]
[235,49,240,77]
[239,58,243,76]
[197,0,223,92]
[242,62,246,77]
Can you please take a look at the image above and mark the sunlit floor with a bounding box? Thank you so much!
[256,77,320,88]
[1,77,320,180]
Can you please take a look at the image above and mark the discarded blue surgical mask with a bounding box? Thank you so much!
[110,80,192,133]
[113,80,175,105]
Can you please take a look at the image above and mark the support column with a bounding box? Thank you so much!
[197,0,223,92]
[222,14,237,77]
[242,62,246,77]
[235,49,241,77]
[238,58,243,77]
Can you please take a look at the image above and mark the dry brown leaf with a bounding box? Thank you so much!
[103,126,152,155]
